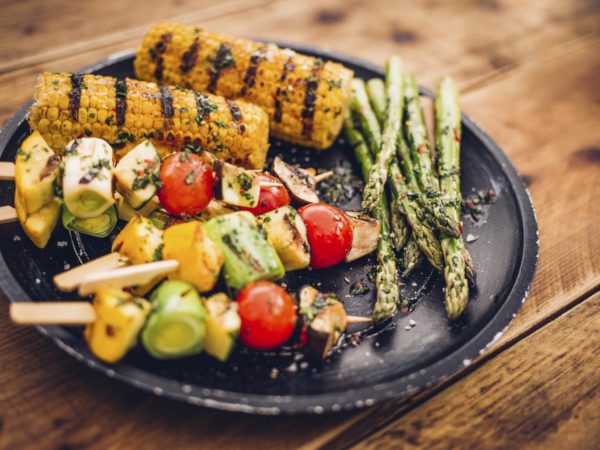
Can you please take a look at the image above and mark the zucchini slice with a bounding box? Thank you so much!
[203,211,284,291]
[215,160,260,208]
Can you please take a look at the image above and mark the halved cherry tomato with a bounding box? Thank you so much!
[237,281,297,350]
[158,152,213,217]
[298,203,353,269]
[240,173,290,215]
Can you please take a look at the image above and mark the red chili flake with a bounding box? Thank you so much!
[105,324,116,337]
[417,144,426,154]
[486,189,496,202]
[453,128,460,142]
[465,199,474,209]
[114,241,124,253]
[459,221,463,235]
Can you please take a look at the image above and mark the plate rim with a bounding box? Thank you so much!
[0,46,539,415]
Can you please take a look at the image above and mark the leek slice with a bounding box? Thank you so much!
[62,204,117,238]
[141,280,207,359]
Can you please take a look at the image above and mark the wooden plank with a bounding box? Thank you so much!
[351,292,600,450]
[0,0,275,72]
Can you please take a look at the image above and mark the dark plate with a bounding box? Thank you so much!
[0,46,538,415]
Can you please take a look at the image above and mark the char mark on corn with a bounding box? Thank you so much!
[68,74,85,121]
[180,36,200,74]
[302,58,324,140]
[149,32,173,82]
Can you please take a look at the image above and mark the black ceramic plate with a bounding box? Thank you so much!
[0,45,538,415]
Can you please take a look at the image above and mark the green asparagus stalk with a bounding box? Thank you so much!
[362,57,404,212]
[436,76,469,319]
[388,163,443,271]
[366,78,386,126]
[366,77,410,250]
[401,233,425,277]
[344,115,400,321]
[352,78,440,270]
[404,74,460,238]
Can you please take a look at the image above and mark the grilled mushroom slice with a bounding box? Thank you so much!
[272,156,319,204]
[299,285,348,359]
[344,211,381,262]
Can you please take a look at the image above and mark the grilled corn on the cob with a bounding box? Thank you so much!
[134,23,354,149]
[28,72,270,169]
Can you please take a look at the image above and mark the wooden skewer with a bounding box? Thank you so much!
[0,162,15,181]
[77,259,179,296]
[259,181,284,188]
[0,205,18,224]
[54,252,128,292]
[347,315,372,324]
[10,302,96,325]
[314,171,334,183]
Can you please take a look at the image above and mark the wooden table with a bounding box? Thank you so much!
[1,0,599,448]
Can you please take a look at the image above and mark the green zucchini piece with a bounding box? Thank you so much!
[142,280,207,359]
[113,140,160,210]
[203,211,285,291]
[62,204,117,238]
[203,293,240,362]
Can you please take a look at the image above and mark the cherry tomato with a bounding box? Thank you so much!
[237,281,297,350]
[298,202,353,269]
[158,152,213,217]
[240,173,290,215]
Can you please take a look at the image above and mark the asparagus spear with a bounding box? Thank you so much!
[404,74,460,238]
[401,233,425,277]
[436,76,469,319]
[366,77,410,250]
[366,78,386,126]
[352,79,441,270]
[362,57,404,213]
[344,115,399,321]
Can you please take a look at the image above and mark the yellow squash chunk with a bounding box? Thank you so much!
[162,221,224,292]
[14,131,60,215]
[14,188,61,249]
[203,293,241,362]
[85,288,151,364]
[112,215,164,264]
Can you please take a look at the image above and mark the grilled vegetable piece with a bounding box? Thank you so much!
[116,195,161,222]
[403,74,460,238]
[257,206,310,271]
[436,76,470,319]
[112,215,164,264]
[62,204,117,238]
[28,72,270,169]
[113,140,160,210]
[162,221,224,292]
[214,160,260,208]
[203,293,241,362]
[203,211,285,291]
[62,138,114,219]
[111,216,165,295]
[361,56,404,212]
[14,191,62,249]
[84,288,151,364]
[14,131,60,216]
[198,200,237,221]
[298,285,348,359]
[272,156,319,204]
[134,23,354,150]
[343,211,380,262]
[141,280,207,359]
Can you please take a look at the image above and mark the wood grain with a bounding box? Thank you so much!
[0,0,599,449]
[354,292,600,450]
